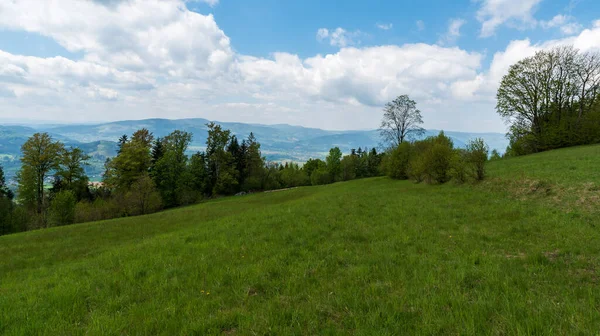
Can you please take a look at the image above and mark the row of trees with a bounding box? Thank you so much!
[0,123,385,235]
[498,46,600,155]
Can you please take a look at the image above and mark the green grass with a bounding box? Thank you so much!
[1,146,600,335]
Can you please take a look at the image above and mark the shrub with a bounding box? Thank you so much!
[311,168,331,186]
[48,190,77,227]
[451,149,469,184]
[125,174,162,216]
[384,141,412,180]
[408,131,454,184]
[466,138,489,181]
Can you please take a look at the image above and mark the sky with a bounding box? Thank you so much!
[0,0,600,132]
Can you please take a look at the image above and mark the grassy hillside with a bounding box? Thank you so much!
[1,146,599,335]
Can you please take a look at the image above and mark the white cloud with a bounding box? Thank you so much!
[476,0,542,37]
[1,0,599,132]
[438,19,466,45]
[316,27,362,48]
[416,20,425,31]
[376,23,393,30]
[0,0,234,76]
[540,15,583,35]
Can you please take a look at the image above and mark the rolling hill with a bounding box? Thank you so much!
[1,145,598,334]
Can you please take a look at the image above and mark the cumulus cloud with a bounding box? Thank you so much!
[438,19,466,45]
[0,0,598,132]
[316,28,363,48]
[476,0,542,37]
[0,0,234,76]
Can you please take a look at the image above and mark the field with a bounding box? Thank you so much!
[1,146,599,335]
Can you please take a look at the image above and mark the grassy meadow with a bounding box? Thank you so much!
[1,145,600,335]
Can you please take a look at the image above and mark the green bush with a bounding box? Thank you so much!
[48,190,77,227]
[408,131,454,184]
[384,141,412,180]
[451,150,469,184]
[311,168,331,186]
[466,138,489,181]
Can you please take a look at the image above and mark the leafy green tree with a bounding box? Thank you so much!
[241,133,265,191]
[53,147,91,201]
[340,155,358,181]
[189,152,209,195]
[150,137,164,170]
[0,164,14,235]
[0,164,13,200]
[206,123,238,195]
[17,133,64,214]
[117,134,128,154]
[48,190,77,227]
[104,129,154,191]
[380,95,425,148]
[326,147,343,182]
[303,158,326,179]
[151,130,192,207]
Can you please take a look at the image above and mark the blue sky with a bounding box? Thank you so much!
[0,0,599,132]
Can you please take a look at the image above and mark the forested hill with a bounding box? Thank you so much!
[0,119,509,179]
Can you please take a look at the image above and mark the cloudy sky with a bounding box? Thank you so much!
[0,0,599,132]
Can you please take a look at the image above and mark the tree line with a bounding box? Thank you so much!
[0,123,384,235]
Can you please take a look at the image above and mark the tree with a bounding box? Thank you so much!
[206,123,238,195]
[150,137,164,169]
[117,134,128,154]
[151,130,193,207]
[0,164,14,235]
[103,129,154,191]
[53,147,91,201]
[0,164,13,200]
[340,155,358,181]
[326,147,343,182]
[17,133,64,214]
[303,158,326,179]
[380,95,425,148]
[241,133,265,191]
[188,152,209,195]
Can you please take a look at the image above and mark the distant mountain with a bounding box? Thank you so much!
[1,118,509,180]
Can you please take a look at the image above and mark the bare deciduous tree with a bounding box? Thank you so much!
[379,95,425,148]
